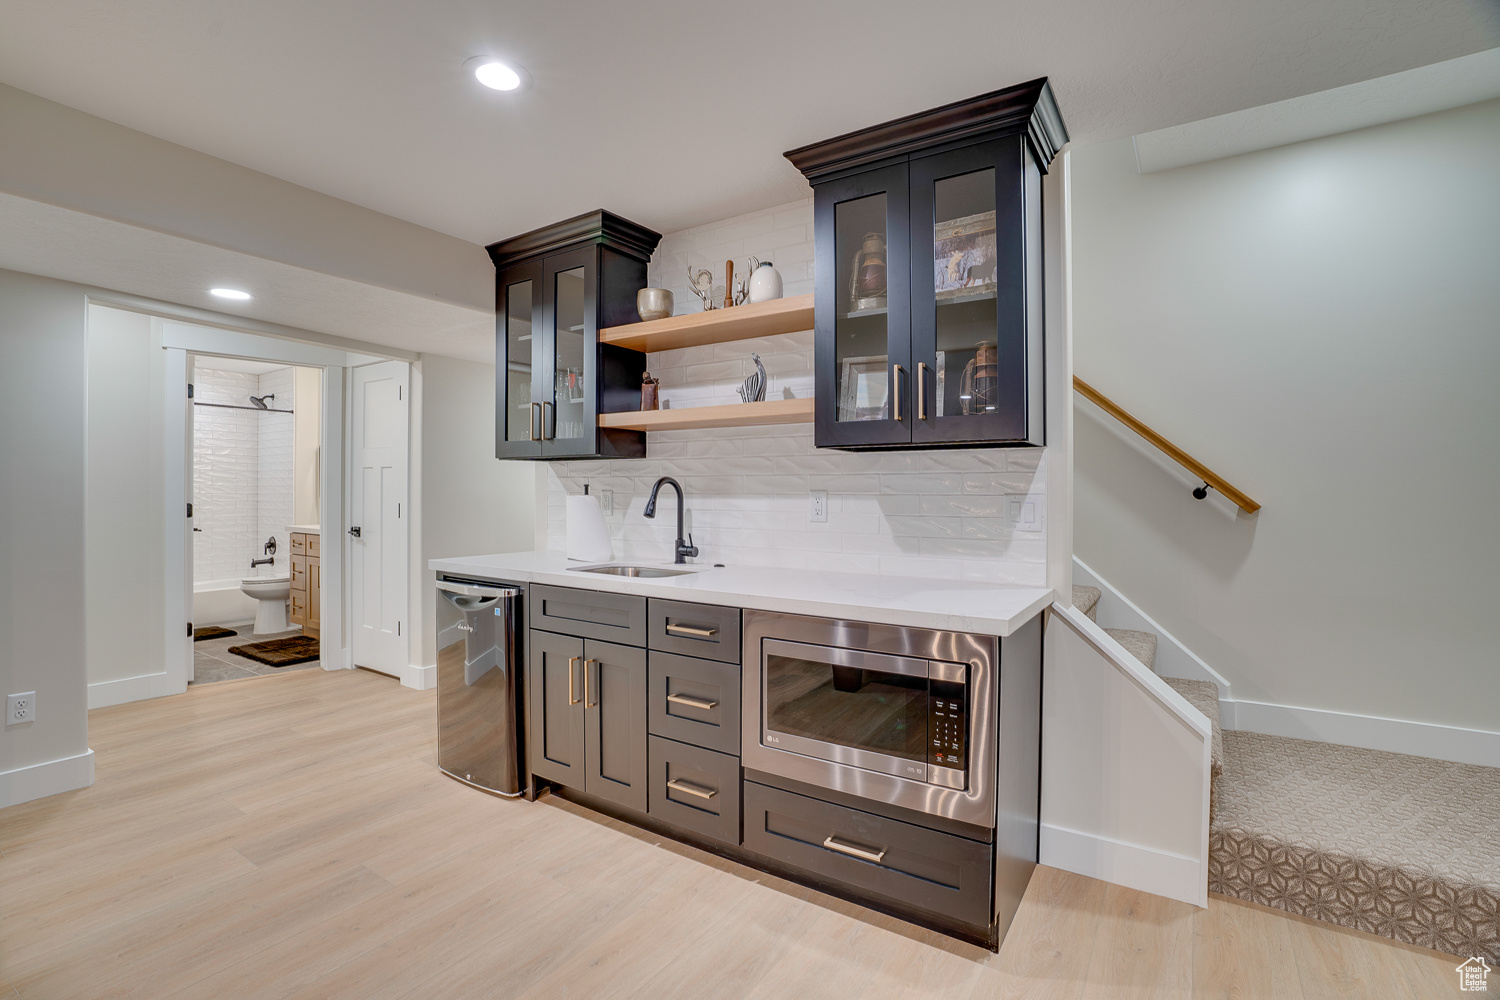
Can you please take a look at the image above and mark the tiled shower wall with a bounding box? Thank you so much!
[193,367,295,584]
[541,199,1048,585]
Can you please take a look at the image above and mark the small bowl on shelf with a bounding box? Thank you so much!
[636,288,674,322]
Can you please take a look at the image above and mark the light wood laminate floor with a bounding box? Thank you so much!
[0,668,1461,999]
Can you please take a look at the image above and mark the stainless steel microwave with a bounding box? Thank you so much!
[742,610,999,828]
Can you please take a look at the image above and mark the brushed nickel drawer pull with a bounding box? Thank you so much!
[666,693,718,711]
[567,656,581,705]
[666,623,718,638]
[822,836,887,864]
[665,778,717,800]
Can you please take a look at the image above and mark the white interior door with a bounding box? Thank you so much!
[349,361,409,675]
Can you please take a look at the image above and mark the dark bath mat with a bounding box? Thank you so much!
[228,635,320,667]
[193,626,238,641]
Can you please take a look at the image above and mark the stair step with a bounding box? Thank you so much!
[1212,731,1500,962]
[1104,627,1157,672]
[1072,585,1101,621]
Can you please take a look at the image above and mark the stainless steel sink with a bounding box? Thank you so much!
[568,564,696,578]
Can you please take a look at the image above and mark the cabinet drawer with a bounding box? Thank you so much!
[648,736,740,846]
[530,585,646,646]
[290,555,308,592]
[290,533,307,555]
[648,652,740,755]
[306,533,320,557]
[743,781,992,928]
[289,592,309,626]
[649,599,741,664]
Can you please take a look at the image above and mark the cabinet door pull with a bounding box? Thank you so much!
[917,362,929,421]
[584,658,597,707]
[567,656,581,705]
[665,778,717,800]
[541,400,554,440]
[892,364,905,422]
[530,402,542,442]
[666,693,718,711]
[822,835,887,864]
[665,623,717,638]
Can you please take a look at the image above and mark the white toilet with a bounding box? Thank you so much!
[240,576,291,634]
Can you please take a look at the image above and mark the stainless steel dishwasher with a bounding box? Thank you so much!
[436,576,524,796]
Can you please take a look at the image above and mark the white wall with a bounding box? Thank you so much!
[541,200,1051,585]
[1070,97,1500,735]
[412,353,537,677]
[293,367,321,525]
[85,305,165,688]
[0,269,93,806]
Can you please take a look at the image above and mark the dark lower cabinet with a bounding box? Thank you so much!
[742,780,993,929]
[526,630,648,814]
[582,640,649,814]
[527,630,586,788]
[647,735,741,845]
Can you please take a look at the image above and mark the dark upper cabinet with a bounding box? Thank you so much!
[787,79,1067,451]
[488,211,662,461]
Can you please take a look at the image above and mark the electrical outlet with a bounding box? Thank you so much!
[601,489,614,517]
[809,491,828,523]
[8,692,35,725]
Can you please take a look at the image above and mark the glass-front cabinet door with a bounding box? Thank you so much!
[910,136,1040,445]
[495,259,544,459]
[541,248,598,458]
[813,162,911,448]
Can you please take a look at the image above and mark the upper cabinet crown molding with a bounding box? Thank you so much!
[784,78,1070,183]
[486,210,663,269]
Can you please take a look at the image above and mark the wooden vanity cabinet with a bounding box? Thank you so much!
[289,531,320,637]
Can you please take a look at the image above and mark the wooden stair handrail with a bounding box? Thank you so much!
[1073,376,1261,513]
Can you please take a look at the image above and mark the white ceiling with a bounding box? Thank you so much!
[1,0,1496,246]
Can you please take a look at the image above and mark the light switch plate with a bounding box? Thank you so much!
[8,691,35,725]
[1007,495,1042,532]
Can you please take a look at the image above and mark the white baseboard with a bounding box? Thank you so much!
[401,663,436,691]
[0,749,96,808]
[1040,822,1206,908]
[88,671,180,709]
[1226,699,1500,769]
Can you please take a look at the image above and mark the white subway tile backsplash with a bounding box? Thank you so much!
[539,198,1047,587]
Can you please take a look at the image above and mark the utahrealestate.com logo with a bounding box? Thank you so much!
[1459,957,1491,992]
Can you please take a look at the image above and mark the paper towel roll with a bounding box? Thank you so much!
[566,495,613,562]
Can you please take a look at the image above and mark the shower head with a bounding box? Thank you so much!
[249,394,274,409]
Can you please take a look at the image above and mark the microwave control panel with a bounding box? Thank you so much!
[928,676,967,773]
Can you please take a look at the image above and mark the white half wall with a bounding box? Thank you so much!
[1041,605,1212,907]
[1071,97,1500,739]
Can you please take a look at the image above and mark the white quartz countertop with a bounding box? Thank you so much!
[287,525,320,534]
[428,550,1053,637]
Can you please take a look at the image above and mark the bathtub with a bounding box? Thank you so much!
[194,577,264,627]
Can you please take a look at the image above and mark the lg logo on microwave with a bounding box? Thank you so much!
[766,735,781,744]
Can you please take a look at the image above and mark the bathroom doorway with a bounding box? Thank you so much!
[187,356,324,683]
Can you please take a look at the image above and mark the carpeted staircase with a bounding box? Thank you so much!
[1072,584,1500,962]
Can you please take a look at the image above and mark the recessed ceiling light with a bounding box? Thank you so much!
[464,55,530,93]
[210,288,252,301]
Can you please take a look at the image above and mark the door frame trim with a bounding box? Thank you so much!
[160,321,368,693]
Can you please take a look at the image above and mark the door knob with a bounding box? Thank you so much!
[348,526,362,537]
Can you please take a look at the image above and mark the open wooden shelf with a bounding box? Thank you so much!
[599,293,814,353]
[597,397,814,432]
